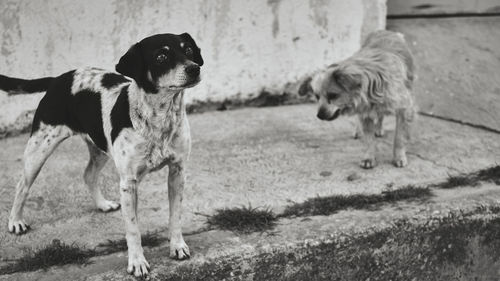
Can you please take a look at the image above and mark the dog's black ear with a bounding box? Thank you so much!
[332,70,361,92]
[180,33,204,66]
[298,76,313,96]
[115,43,143,80]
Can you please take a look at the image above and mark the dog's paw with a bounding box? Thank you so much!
[360,158,376,169]
[393,155,408,168]
[353,131,363,139]
[8,219,31,235]
[127,254,150,277]
[97,200,121,212]
[170,239,190,260]
[375,128,385,138]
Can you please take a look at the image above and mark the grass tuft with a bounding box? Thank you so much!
[279,185,432,218]
[476,165,500,185]
[207,205,278,234]
[0,239,95,275]
[433,165,500,189]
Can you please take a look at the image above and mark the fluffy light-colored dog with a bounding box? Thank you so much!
[299,30,416,169]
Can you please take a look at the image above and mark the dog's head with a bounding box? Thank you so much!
[299,64,368,121]
[116,33,204,94]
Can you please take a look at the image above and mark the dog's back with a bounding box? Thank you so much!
[362,30,415,87]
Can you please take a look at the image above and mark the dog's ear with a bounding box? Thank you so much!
[332,70,362,92]
[180,33,204,66]
[298,76,313,96]
[115,43,143,80]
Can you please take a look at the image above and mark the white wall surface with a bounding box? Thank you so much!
[0,0,386,135]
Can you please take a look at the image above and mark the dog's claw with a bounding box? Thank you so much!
[393,157,408,168]
[170,240,190,260]
[8,220,31,235]
[176,249,190,260]
[127,255,150,277]
[360,159,376,169]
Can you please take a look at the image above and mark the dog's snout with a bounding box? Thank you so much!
[186,65,200,77]
[316,110,327,120]
[317,108,340,121]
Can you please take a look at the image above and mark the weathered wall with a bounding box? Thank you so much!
[0,0,386,136]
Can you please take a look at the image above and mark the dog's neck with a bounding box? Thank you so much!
[128,84,185,143]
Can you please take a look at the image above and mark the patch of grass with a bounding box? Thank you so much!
[186,90,309,114]
[0,239,95,275]
[207,205,278,234]
[279,185,432,218]
[97,231,166,255]
[0,232,168,275]
[476,165,500,184]
[253,208,500,281]
[433,165,500,189]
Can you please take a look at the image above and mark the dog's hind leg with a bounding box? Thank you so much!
[354,114,384,139]
[393,108,410,167]
[359,116,377,169]
[83,138,120,212]
[8,124,72,235]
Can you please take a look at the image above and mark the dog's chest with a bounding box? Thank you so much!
[137,111,184,172]
[121,90,189,173]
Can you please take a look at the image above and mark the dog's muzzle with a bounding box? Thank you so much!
[317,108,340,121]
[186,64,200,78]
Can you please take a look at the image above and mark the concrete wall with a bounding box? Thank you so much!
[0,0,386,136]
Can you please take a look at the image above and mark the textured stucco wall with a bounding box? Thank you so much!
[0,0,386,136]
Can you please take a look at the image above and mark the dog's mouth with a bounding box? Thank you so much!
[168,77,201,90]
[318,105,354,121]
[317,109,340,121]
[339,105,355,116]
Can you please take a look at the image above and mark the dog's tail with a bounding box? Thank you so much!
[0,74,54,95]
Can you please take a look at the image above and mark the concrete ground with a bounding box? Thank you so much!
[1,16,500,281]
[388,16,500,132]
[0,102,500,280]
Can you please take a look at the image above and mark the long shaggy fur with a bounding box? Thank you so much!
[300,30,417,169]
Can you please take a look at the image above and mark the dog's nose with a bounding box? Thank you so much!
[186,65,200,77]
[317,108,340,121]
[316,111,327,120]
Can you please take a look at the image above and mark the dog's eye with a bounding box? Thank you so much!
[185,47,193,57]
[156,54,168,64]
[328,92,340,100]
[314,94,319,100]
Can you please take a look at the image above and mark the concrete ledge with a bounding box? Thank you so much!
[4,197,500,280]
[95,208,500,281]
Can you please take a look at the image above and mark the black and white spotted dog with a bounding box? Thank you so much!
[1,32,203,277]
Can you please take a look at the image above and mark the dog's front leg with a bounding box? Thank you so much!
[119,177,149,277]
[393,109,410,167]
[359,116,377,169]
[375,115,385,137]
[168,161,190,260]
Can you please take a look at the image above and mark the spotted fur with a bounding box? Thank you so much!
[4,32,203,277]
